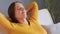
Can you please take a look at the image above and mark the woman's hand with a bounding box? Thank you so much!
[26,2,34,12]
[6,16,11,21]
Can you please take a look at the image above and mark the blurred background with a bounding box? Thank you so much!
[0,0,45,16]
[0,0,60,24]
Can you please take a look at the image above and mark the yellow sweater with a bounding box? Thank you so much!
[0,2,47,34]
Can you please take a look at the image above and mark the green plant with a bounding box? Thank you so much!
[45,0,57,23]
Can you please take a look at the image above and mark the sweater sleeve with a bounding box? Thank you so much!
[27,2,38,23]
[0,13,13,29]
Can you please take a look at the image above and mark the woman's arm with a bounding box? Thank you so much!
[27,2,38,23]
[0,13,13,29]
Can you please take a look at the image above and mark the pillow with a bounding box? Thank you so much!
[42,23,60,34]
[38,9,54,25]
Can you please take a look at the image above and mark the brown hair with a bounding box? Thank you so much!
[8,1,22,23]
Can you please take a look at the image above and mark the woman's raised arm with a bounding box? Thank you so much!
[0,13,13,29]
[27,2,38,23]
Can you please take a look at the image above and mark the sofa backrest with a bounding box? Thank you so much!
[38,9,54,25]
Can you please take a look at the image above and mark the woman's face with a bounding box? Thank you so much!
[15,3,27,19]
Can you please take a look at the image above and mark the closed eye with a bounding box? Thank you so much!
[17,8,24,11]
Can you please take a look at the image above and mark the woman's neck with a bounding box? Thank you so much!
[17,18,28,25]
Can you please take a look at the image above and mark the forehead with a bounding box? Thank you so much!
[15,3,24,8]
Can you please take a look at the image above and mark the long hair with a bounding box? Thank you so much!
[8,1,22,23]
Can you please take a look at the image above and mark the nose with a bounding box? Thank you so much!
[22,9,26,14]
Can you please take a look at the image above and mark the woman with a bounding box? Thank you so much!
[0,1,47,34]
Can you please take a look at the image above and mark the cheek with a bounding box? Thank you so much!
[15,11,20,17]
